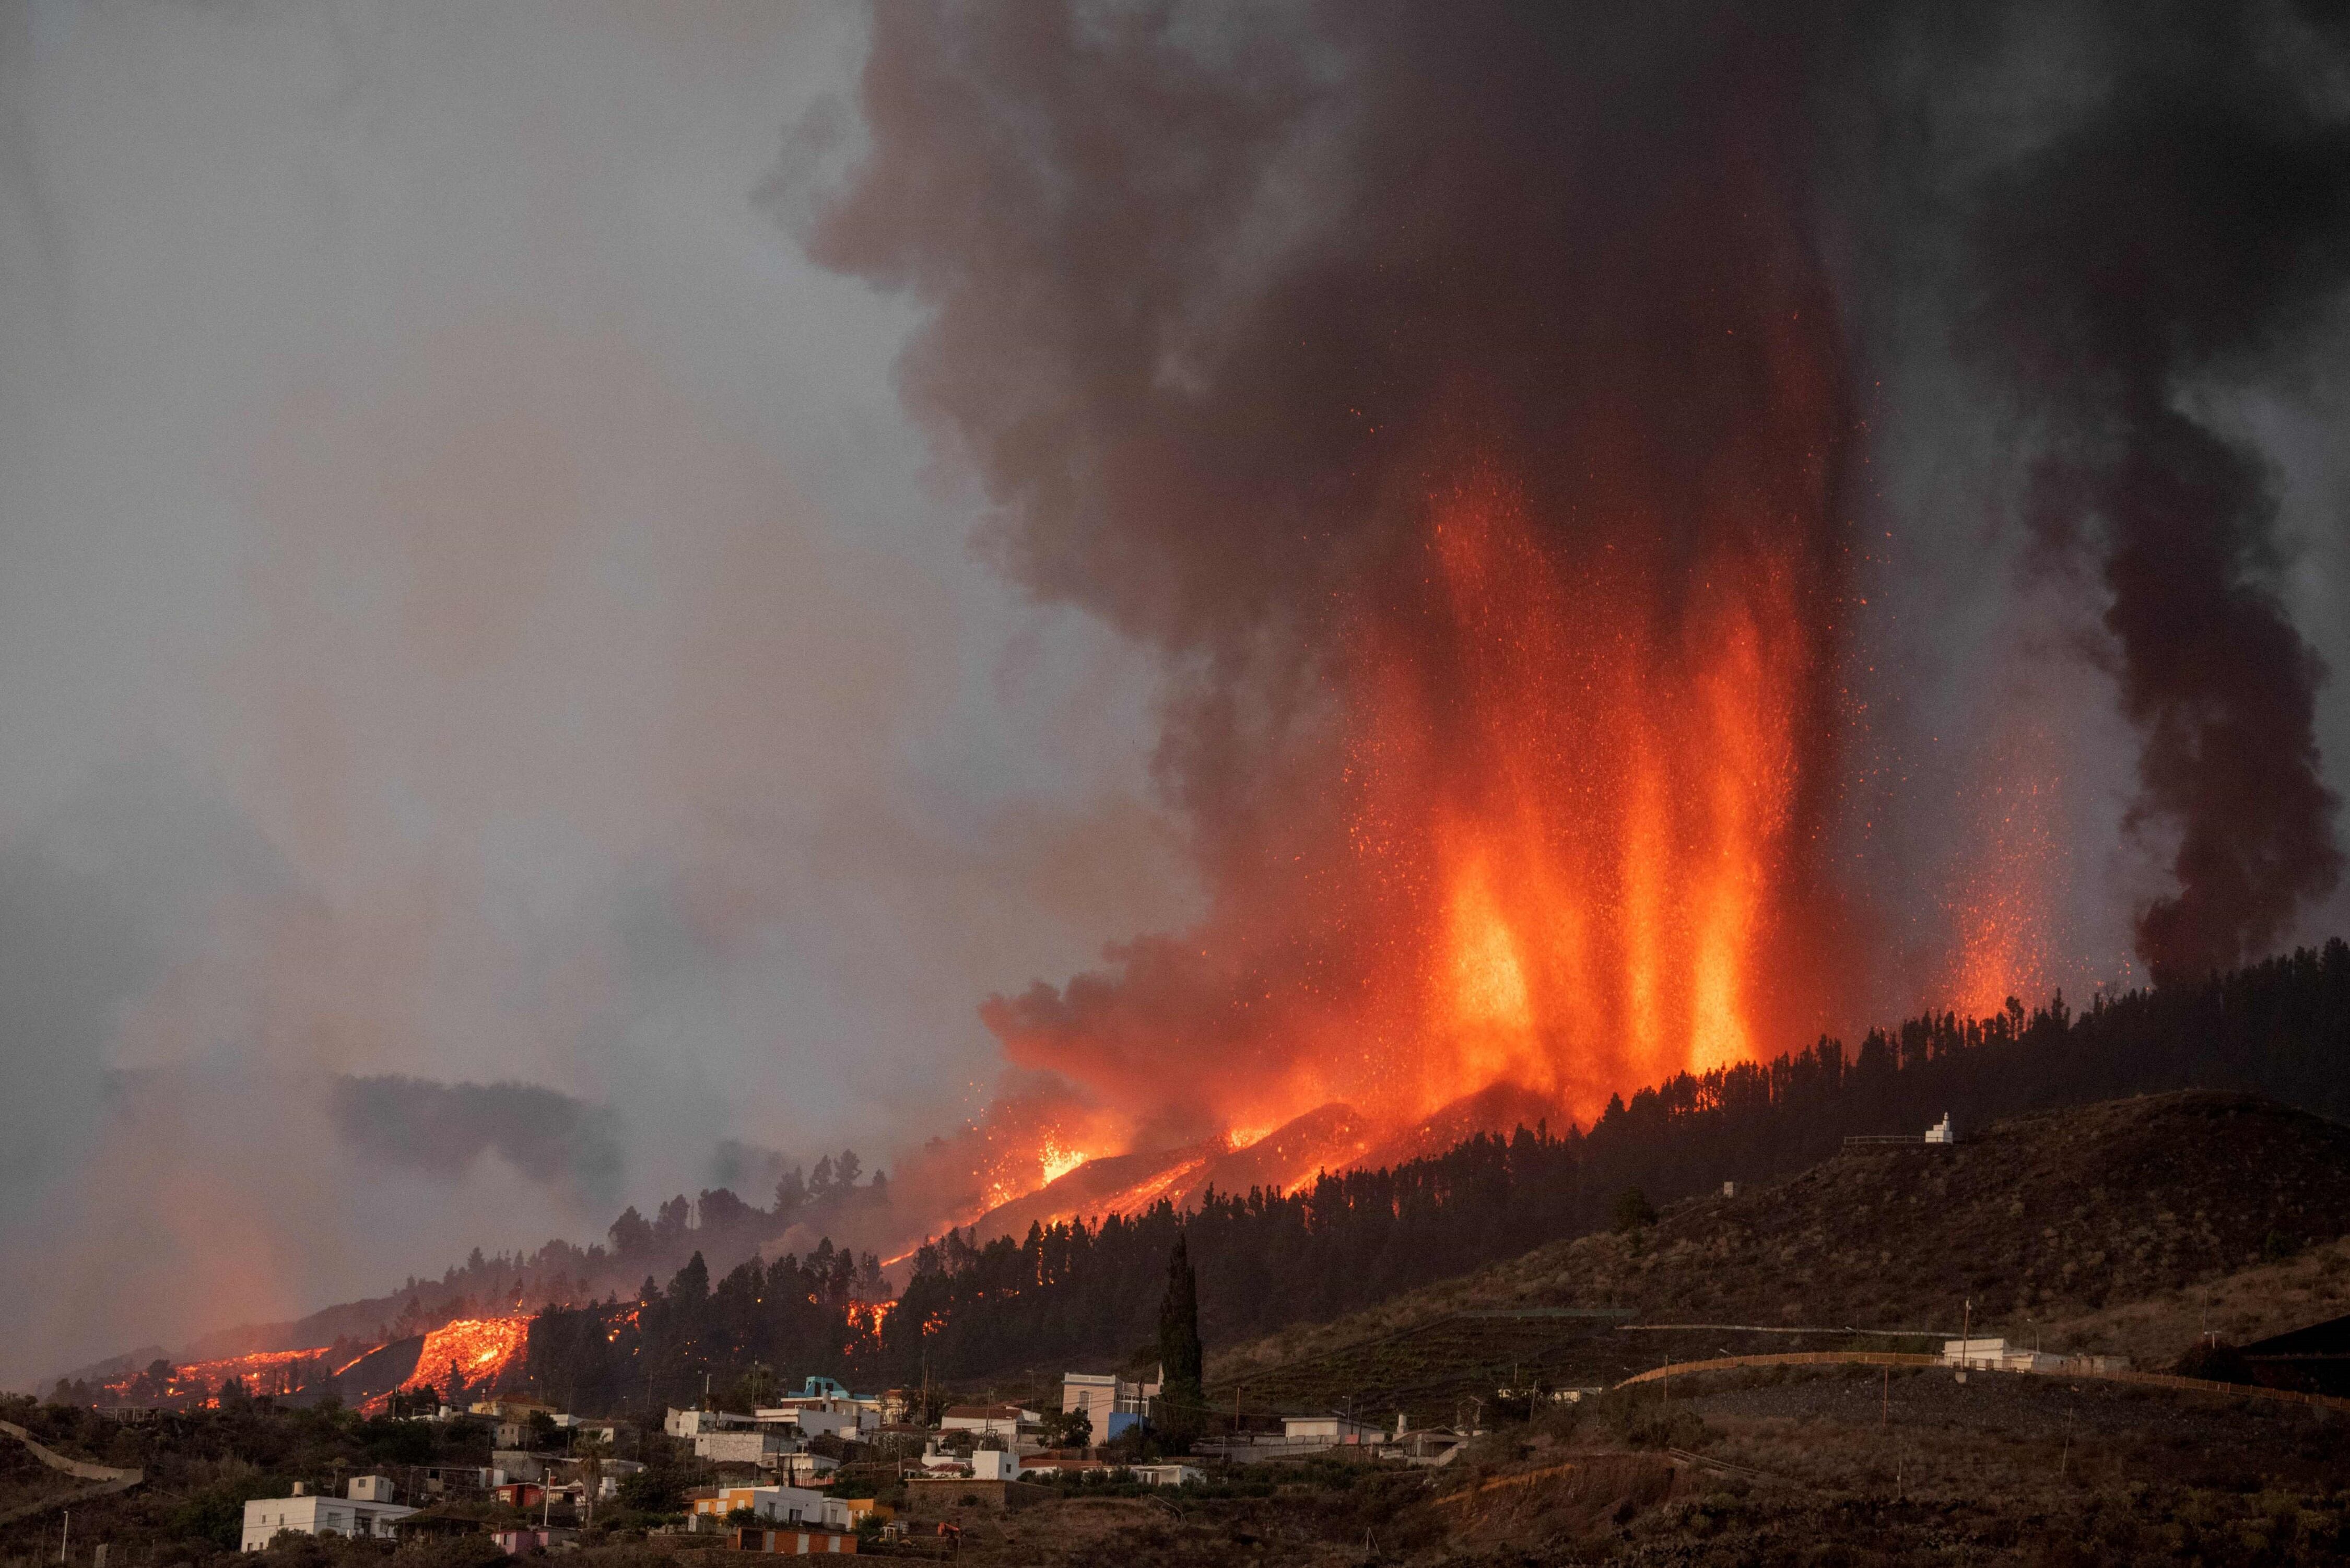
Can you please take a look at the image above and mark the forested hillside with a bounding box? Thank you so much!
[523,940,2350,1409]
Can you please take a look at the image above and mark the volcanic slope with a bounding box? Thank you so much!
[1212,1091,2350,1408]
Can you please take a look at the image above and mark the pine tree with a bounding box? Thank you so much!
[1156,1230,1205,1448]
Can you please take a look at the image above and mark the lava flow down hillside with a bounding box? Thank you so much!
[809,0,2349,1231]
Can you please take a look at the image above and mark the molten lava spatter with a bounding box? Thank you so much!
[1348,474,1830,1125]
[1940,720,2065,1019]
[978,457,1852,1205]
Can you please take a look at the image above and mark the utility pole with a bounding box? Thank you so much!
[1882,1366,1889,1430]
[59,1508,68,1565]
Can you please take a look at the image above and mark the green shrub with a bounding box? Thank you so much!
[171,1475,285,1548]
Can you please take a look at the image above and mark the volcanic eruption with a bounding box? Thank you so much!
[798,0,2348,1221]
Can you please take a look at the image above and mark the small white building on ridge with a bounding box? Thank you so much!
[1943,1338,2063,1373]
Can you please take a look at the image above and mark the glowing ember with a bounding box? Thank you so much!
[1037,1141,1087,1185]
[1940,719,2063,1019]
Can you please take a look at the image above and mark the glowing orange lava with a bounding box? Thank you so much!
[107,1345,333,1404]
[393,1315,530,1404]
[1345,471,1828,1127]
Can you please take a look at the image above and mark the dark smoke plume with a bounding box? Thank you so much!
[804,1,1864,1129]
[332,1075,622,1194]
[1960,0,2350,983]
[798,0,2350,1131]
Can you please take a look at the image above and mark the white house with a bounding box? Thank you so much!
[941,1404,1039,1439]
[665,1406,754,1438]
[971,1449,1020,1481]
[1925,1113,1957,1144]
[1128,1462,1205,1487]
[755,1399,873,1440]
[688,1484,854,1530]
[1942,1338,2062,1372]
[1018,1457,1201,1486]
[241,1480,416,1552]
[1280,1414,1385,1446]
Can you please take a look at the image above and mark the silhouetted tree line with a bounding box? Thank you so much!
[526,1237,890,1413]
[600,1149,886,1262]
[345,1149,894,1349]
[525,942,2349,1405]
[147,1143,899,1397]
[1576,939,2350,1208]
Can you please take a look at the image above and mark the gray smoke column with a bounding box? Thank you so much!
[800,1,1869,1139]
[1959,0,2350,982]
[331,1076,623,1195]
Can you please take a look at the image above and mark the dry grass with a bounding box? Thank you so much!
[945,1364,2350,1564]
[1212,1092,2350,1395]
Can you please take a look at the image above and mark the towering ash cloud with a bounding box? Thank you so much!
[806,2,1860,1145]
[802,1,2349,1153]
[1958,0,2350,983]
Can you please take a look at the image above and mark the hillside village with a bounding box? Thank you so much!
[6,1083,2350,1565]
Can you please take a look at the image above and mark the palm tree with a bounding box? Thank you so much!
[572,1432,610,1528]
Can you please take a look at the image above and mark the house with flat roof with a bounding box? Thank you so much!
[1060,1369,1161,1440]
[1279,1413,1384,1446]
[241,1480,416,1552]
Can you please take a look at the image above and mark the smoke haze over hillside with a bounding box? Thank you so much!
[0,2,1191,1386]
[1,0,2347,1386]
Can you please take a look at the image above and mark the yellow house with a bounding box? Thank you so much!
[686,1487,887,1530]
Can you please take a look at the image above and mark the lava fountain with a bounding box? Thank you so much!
[1348,464,1835,1127]
[817,4,2051,1223]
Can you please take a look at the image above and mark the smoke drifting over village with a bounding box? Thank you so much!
[1,0,2347,1389]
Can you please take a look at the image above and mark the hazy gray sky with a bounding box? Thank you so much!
[0,0,1195,1383]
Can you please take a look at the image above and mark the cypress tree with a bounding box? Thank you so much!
[1156,1229,1205,1447]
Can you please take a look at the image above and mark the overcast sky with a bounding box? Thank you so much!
[0,0,1199,1384]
